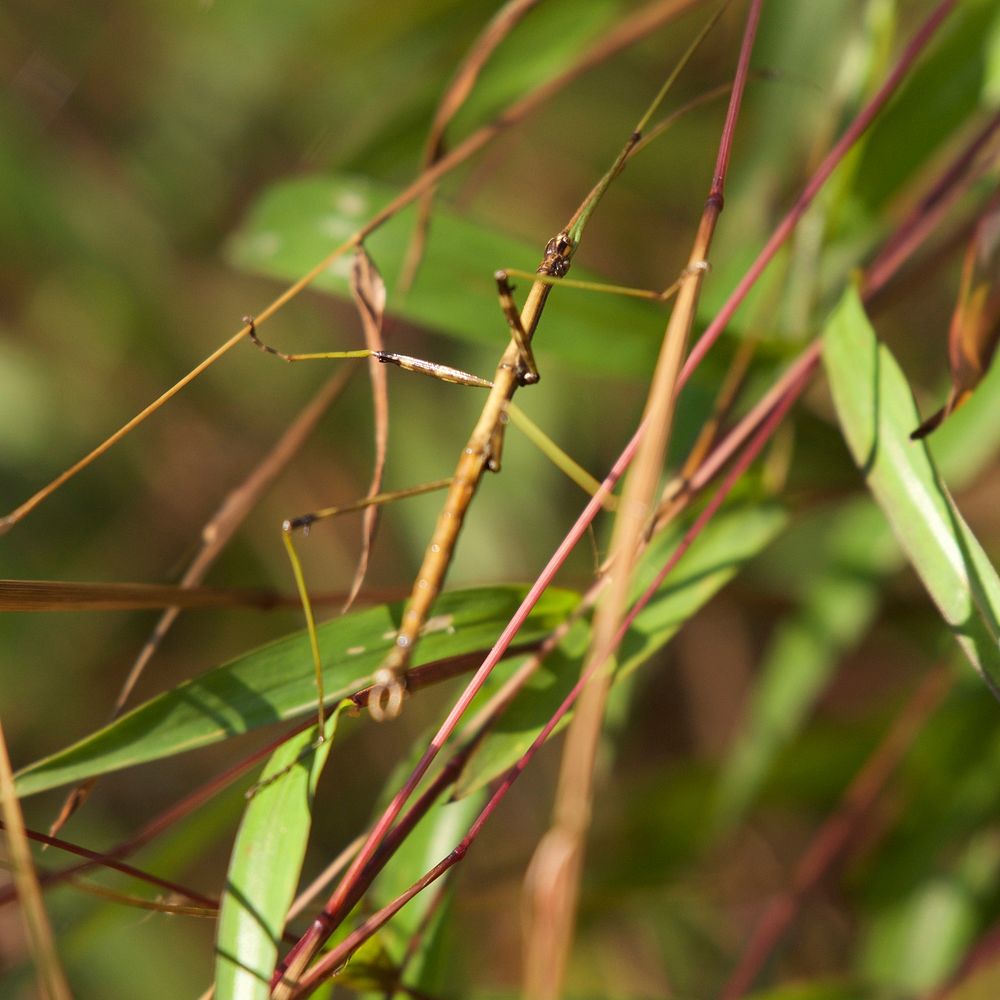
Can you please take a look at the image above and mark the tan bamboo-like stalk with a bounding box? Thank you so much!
[522,3,762,995]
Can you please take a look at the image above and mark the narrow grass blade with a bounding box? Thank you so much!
[14,585,578,797]
[823,283,1000,698]
[715,302,1000,830]
[0,720,71,1000]
[214,704,347,1000]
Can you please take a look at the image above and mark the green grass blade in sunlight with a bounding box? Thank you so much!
[456,502,787,798]
[214,704,346,1000]
[14,585,578,797]
[824,283,1000,700]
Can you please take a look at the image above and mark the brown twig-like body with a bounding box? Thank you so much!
[368,232,574,718]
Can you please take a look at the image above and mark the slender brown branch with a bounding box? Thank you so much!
[0,721,72,1000]
[0,820,218,909]
[0,579,287,612]
[399,0,544,291]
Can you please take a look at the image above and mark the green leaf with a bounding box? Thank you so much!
[227,173,662,378]
[455,502,787,797]
[713,290,1000,830]
[823,283,1000,699]
[215,704,346,1000]
[14,585,578,797]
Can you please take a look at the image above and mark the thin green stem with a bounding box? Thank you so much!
[282,530,326,738]
[506,403,617,508]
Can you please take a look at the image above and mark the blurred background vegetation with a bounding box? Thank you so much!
[3,0,1000,997]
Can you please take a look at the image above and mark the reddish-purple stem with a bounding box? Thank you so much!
[279,0,963,986]
[679,0,961,389]
[0,820,217,908]
[865,106,1000,301]
[272,426,638,986]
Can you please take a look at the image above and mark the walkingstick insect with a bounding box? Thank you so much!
[240,21,718,724]
[0,0,731,833]
[3,3,990,998]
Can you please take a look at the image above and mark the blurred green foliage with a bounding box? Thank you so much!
[3,1,1000,997]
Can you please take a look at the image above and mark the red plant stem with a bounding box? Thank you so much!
[720,668,951,1000]
[281,0,963,986]
[271,427,638,989]
[864,106,1000,302]
[296,349,806,997]
[0,820,218,908]
[288,729,483,958]
[678,0,961,390]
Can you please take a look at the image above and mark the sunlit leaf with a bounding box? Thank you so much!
[858,831,1000,993]
[215,704,347,1000]
[823,283,1000,699]
[14,585,578,797]
[227,173,664,378]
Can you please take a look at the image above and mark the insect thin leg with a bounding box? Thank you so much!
[243,315,371,363]
[494,271,540,385]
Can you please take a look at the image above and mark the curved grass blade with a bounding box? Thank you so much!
[456,501,787,798]
[14,585,578,798]
[214,704,348,1000]
[823,283,1000,699]
[343,245,389,613]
